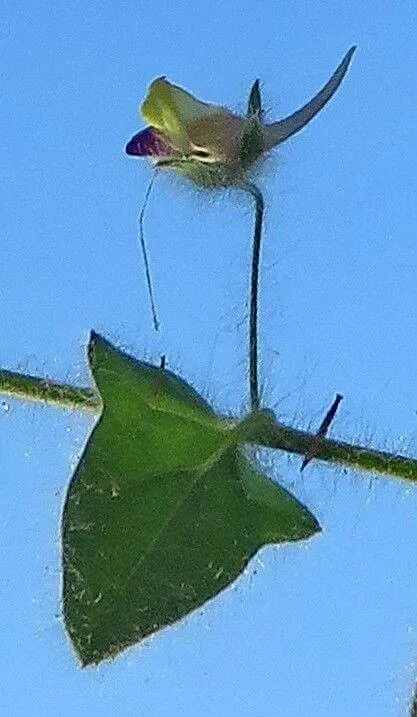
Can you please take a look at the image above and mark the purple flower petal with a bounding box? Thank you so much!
[125,127,177,158]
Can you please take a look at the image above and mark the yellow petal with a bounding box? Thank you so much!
[141,78,216,151]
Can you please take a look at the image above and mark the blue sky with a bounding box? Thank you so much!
[2,1,417,714]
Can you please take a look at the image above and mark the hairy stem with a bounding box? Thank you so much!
[0,369,101,412]
[257,419,417,482]
[1,368,416,482]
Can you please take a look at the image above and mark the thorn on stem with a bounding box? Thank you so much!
[152,355,166,395]
[301,393,343,472]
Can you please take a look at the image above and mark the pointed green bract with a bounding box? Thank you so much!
[247,79,262,120]
[240,79,264,171]
[62,333,320,666]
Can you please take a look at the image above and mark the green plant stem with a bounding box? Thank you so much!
[1,368,416,482]
[245,183,264,412]
[0,369,101,412]
[257,419,417,482]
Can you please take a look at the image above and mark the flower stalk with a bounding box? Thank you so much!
[245,183,264,411]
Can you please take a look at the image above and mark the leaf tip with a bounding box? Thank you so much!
[87,330,112,368]
[88,329,103,350]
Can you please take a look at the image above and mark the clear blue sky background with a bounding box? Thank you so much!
[2,1,417,715]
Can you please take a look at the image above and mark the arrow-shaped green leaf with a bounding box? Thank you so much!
[62,333,320,666]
